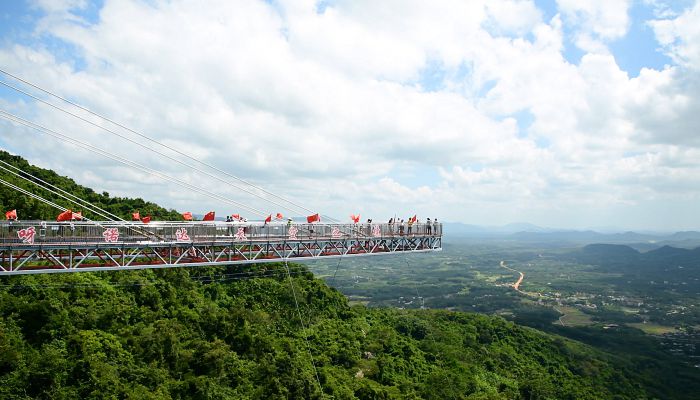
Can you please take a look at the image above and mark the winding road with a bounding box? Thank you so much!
[498,261,567,326]
[553,306,567,326]
[500,260,525,292]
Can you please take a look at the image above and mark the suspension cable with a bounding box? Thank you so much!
[0,109,268,217]
[0,157,163,238]
[283,260,323,394]
[0,161,118,221]
[0,72,338,222]
[0,176,76,217]
[0,157,179,239]
[0,175,124,232]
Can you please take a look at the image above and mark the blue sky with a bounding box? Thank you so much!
[1,0,699,230]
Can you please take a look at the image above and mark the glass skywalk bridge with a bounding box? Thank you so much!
[0,221,442,275]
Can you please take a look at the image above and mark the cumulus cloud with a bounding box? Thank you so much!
[649,1,700,68]
[556,0,631,53]
[0,0,699,229]
[627,3,700,147]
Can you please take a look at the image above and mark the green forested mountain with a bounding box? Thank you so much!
[0,150,182,221]
[0,264,649,399]
[0,150,674,399]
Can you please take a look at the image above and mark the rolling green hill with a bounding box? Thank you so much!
[0,264,650,399]
[0,149,687,399]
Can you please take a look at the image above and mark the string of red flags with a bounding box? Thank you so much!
[38,207,418,225]
[203,211,215,221]
[5,209,17,220]
[57,209,72,221]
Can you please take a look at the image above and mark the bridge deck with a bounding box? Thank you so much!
[0,221,442,275]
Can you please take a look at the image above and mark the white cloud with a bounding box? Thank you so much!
[649,1,700,68]
[1,0,699,230]
[484,0,542,36]
[626,66,700,147]
[556,0,631,53]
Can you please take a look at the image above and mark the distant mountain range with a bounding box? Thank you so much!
[443,222,551,235]
[443,222,700,249]
[572,243,700,270]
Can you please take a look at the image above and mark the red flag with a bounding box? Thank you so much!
[264,214,272,224]
[307,213,320,223]
[350,214,360,223]
[141,216,151,224]
[231,213,240,221]
[203,211,215,221]
[276,213,284,220]
[132,212,140,221]
[5,209,17,220]
[182,211,193,221]
[57,209,72,221]
[72,211,83,220]
[411,215,417,223]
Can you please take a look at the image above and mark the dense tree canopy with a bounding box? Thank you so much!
[0,264,649,399]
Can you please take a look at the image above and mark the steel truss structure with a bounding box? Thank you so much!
[0,221,442,275]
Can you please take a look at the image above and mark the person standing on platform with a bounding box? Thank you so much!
[407,218,413,235]
[399,219,405,236]
[426,218,432,235]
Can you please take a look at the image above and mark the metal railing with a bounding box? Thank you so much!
[0,221,442,246]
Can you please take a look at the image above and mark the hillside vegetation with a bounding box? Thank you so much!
[0,264,648,399]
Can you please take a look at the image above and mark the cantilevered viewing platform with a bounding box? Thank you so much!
[0,221,442,275]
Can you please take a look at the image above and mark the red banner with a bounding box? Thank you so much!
[203,211,215,221]
[141,216,151,224]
